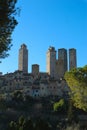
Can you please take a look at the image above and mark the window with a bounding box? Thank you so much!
[36,90,38,92]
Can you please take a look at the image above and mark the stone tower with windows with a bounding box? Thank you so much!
[69,48,77,70]
[58,48,68,73]
[18,44,28,73]
[46,46,56,77]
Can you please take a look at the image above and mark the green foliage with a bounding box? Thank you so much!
[9,121,17,130]
[53,99,64,111]
[0,0,19,58]
[9,116,51,130]
[64,65,87,111]
[67,100,77,123]
[65,123,80,130]
[18,116,26,127]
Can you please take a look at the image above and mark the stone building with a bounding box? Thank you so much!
[58,48,67,72]
[32,64,39,76]
[0,70,68,99]
[0,44,77,99]
[56,48,67,78]
[46,46,56,78]
[56,59,65,78]
[18,44,28,73]
[69,48,77,70]
[46,46,77,79]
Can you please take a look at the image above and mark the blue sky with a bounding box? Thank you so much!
[0,0,87,74]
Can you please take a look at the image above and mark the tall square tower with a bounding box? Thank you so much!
[18,44,28,73]
[46,46,56,77]
[58,48,67,73]
[69,48,77,70]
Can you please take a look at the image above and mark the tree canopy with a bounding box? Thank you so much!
[0,0,18,58]
[53,99,64,112]
[64,65,87,111]
[9,116,51,130]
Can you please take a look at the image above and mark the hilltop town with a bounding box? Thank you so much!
[0,44,87,130]
[0,44,77,100]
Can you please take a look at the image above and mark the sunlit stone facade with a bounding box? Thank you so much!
[0,45,77,99]
[46,46,56,78]
[18,44,28,73]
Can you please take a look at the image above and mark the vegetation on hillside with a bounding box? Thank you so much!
[64,65,87,111]
[0,93,86,130]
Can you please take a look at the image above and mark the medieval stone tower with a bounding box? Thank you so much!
[46,47,77,78]
[56,48,68,78]
[69,48,77,70]
[46,46,56,77]
[58,48,67,73]
[18,44,28,73]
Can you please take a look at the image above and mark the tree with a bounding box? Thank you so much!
[65,123,80,130]
[9,116,34,130]
[18,115,26,127]
[9,121,17,130]
[53,99,65,112]
[64,65,87,111]
[0,0,18,58]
